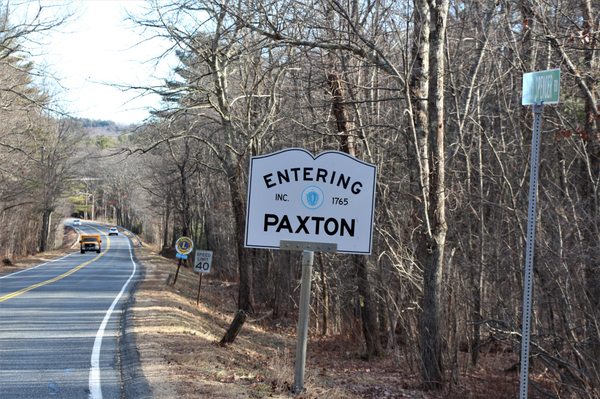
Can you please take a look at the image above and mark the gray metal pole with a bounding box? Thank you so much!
[519,103,544,399]
[292,250,314,394]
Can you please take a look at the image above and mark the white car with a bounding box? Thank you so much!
[72,219,82,226]
[108,227,119,236]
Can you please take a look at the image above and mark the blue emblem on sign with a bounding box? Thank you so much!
[307,191,319,206]
[301,186,324,209]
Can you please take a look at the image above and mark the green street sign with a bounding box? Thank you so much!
[522,69,560,105]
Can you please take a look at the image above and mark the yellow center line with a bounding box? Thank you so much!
[0,231,111,303]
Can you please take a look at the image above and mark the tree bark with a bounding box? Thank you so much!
[162,194,171,251]
[356,255,383,358]
[419,0,449,389]
[220,309,247,345]
[39,209,52,252]
[227,162,255,313]
[327,67,381,358]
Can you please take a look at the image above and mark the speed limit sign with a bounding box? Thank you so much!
[194,250,213,273]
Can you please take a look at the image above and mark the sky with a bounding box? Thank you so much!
[17,0,177,125]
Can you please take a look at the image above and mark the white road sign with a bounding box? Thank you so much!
[194,250,213,273]
[245,148,377,254]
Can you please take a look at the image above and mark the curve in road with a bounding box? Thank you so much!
[0,222,141,399]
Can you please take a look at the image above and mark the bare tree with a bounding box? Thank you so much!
[131,0,290,312]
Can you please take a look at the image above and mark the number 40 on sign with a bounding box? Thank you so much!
[194,250,213,273]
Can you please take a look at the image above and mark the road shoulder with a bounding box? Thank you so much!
[119,250,153,399]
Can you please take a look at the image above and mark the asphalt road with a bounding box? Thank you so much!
[0,222,140,399]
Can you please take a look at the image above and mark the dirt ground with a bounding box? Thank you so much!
[127,246,541,399]
[1,231,552,399]
[128,248,362,399]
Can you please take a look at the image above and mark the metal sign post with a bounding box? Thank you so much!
[518,104,544,399]
[292,250,314,394]
[518,69,560,398]
[196,274,203,305]
[281,241,336,394]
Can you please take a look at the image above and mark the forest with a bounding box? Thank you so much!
[0,1,598,397]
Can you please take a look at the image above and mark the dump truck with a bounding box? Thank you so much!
[80,234,102,254]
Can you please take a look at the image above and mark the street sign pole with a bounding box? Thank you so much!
[172,257,183,286]
[519,103,544,399]
[196,273,203,305]
[280,240,336,395]
[518,68,560,398]
[292,250,314,394]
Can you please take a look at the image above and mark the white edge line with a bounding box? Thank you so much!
[89,238,137,399]
[0,253,73,280]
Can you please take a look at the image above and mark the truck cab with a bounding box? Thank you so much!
[80,234,102,254]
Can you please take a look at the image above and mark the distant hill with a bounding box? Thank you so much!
[73,118,136,137]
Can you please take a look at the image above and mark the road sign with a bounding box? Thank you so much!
[520,69,562,398]
[522,69,560,105]
[244,148,377,254]
[175,236,194,255]
[194,250,213,273]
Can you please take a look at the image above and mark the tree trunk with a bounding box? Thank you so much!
[39,209,52,252]
[470,100,485,367]
[162,194,171,250]
[327,67,381,358]
[227,162,255,313]
[420,0,449,389]
[220,309,247,345]
[356,255,383,358]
